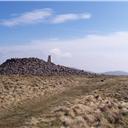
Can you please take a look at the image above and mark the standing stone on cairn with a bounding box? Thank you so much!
[47,55,51,64]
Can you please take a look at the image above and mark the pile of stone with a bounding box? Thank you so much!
[0,56,92,76]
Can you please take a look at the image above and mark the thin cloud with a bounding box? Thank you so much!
[50,48,72,58]
[0,9,91,26]
[52,13,91,24]
[0,8,52,27]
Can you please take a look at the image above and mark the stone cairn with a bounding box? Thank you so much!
[0,55,93,76]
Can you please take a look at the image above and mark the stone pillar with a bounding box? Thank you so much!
[47,55,51,64]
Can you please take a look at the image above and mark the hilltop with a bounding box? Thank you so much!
[0,56,92,76]
[0,56,127,128]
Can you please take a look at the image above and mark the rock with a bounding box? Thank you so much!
[0,56,93,76]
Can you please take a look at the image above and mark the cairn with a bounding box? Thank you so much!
[0,55,92,76]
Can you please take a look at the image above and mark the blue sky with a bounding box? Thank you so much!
[0,2,128,72]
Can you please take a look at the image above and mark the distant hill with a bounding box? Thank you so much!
[0,56,92,76]
[103,71,128,76]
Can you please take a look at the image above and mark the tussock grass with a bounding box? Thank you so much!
[0,75,128,128]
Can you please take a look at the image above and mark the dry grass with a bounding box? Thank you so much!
[0,75,128,128]
[0,75,81,110]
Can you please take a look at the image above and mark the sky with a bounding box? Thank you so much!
[0,1,128,73]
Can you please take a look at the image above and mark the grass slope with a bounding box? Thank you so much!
[0,75,128,128]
